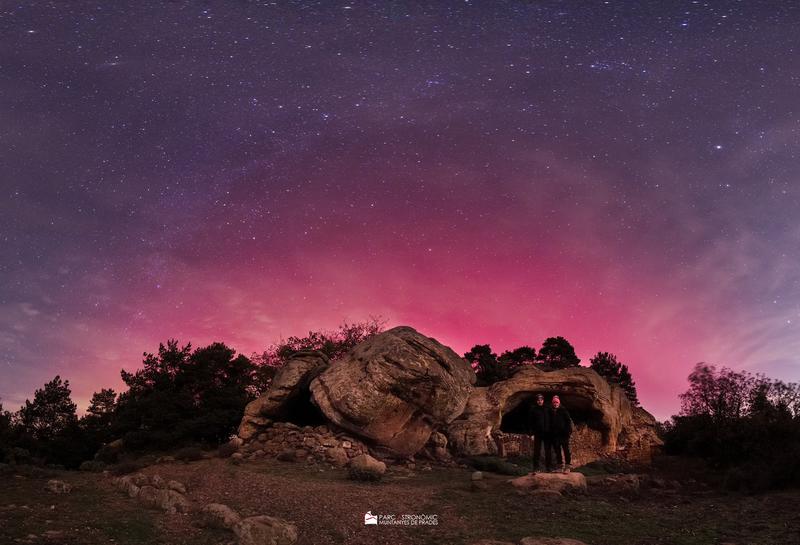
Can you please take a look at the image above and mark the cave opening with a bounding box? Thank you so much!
[499,391,607,437]
[280,387,328,427]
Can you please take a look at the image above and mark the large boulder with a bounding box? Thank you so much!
[445,366,662,464]
[309,326,475,455]
[238,350,330,440]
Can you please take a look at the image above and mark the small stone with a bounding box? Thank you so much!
[45,480,71,494]
[201,503,242,529]
[471,471,484,481]
[234,515,298,545]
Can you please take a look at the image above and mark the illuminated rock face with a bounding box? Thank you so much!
[237,327,660,465]
[237,326,475,457]
[444,366,663,464]
[309,326,476,456]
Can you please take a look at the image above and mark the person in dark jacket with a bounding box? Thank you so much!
[527,393,552,473]
[549,395,574,473]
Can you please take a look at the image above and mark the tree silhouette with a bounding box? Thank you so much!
[536,336,580,370]
[18,375,78,442]
[114,340,256,449]
[589,352,639,405]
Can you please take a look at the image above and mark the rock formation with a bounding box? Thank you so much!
[309,326,476,456]
[236,325,661,465]
[238,350,330,440]
[445,365,662,464]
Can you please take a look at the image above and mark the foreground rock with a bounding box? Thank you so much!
[112,473,190,514]
[309,326,475,456]
[446,365,662,465]
[509,472,587,494]
[201,503,242,529]
[348,453,386,481]
[45,480,71,494]
[234,515,298,545]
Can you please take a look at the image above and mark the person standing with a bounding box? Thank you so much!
[549,395,574,473]
[527,393,552,473]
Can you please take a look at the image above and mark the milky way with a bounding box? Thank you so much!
[2,1,799,419]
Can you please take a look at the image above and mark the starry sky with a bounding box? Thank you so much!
[1,1,799,420]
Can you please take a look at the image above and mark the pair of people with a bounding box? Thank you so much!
[527,393,573,473]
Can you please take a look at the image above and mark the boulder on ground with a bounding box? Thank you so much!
[234,515,298,545]
[348,454,386,481]
[509,472,587,494]
[201,503,242,530]
[326,447,348,467]
[309,326,475,456]
[238,350,329,440]
[167,480,187,494]
[137,485,190,514]
[46,480,71,494]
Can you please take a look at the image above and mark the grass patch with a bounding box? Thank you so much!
[465,455,529,476]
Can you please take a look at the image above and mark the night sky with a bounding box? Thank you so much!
[2,1,799,420]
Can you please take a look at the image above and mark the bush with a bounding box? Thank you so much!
[174,446,204,462]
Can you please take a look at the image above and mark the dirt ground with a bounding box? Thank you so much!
[1,456,798,545]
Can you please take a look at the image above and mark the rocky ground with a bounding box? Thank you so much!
[1,455,798,545]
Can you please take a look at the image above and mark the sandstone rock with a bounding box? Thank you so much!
[130,473,150,487]
[45,480,71,494]
[137,485,190,514]
[471,471,484,481]
[509,472,587,494]
[167,480,187,494]
[446,366,662,465]
[201,503,242,529]
[519,538,590,545]
[326,447,348,467]
[348,454,386,481]
[238,350,329,440]
[234,515,298,545]
[150,475,165,488]
[309,326,475,456]
[231,453,244,461]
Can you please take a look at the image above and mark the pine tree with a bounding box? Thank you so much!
[589,352,639,406]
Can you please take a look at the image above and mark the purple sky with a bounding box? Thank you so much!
[2,1,799,420]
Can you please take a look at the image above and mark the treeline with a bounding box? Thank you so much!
[0,319,385,469]
[1,319,641,470]
[662,362,800,491]
[465,336,639,405]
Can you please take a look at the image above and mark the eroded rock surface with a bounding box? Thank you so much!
[446,366,662,464]
[309,326,475,456]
